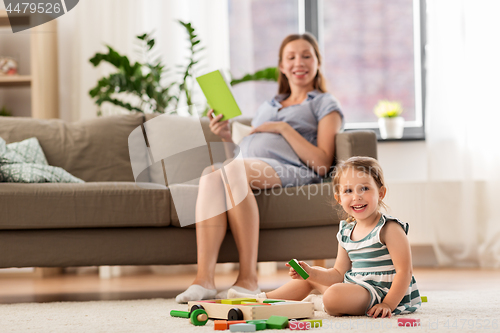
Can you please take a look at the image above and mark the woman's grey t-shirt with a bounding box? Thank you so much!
[238,90,344,173]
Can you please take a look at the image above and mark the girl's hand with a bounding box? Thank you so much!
[367,303,392,318]
[250,121,290,135]
[208,109,232,141]
[285,261,313,280]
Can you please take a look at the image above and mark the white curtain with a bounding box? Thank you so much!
[56,0,230,121]
[426,0,500,267]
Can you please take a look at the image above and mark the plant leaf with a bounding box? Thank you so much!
[230,67,279,85]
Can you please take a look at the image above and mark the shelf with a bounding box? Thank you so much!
[0,10,30,28]
[0,75,32,87]
[0,10,58,118]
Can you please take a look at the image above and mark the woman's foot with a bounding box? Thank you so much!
[216,277,260,299]
[226,286,266,299]
[175,284,217,304]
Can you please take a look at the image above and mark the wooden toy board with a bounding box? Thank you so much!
[187,298,314,321]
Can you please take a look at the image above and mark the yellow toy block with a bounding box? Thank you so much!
[221,298,257,305]
[301,319,322,328]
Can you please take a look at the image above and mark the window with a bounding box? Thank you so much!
[228,0,425,140]
[228,0,299,115]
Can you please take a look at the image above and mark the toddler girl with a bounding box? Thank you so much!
[229,156,421,318]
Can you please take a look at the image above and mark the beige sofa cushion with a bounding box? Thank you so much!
[0,114,145,182]
[0,182,170,230]
[144,114,223,145]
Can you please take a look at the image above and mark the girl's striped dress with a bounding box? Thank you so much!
[336,214,421,315]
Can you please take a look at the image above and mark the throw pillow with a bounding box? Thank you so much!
[0,137,48,165]
[0,137,84,183]
[231,121,253,145]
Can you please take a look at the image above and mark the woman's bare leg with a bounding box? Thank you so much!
[188,159,280,292]
[223,159,281,290]
[191,166,228,289]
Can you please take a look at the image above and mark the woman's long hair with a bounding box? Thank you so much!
[277,33,328,95]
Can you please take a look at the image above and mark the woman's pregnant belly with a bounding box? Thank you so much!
[238,133,302,167]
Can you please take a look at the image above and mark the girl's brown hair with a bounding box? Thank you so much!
[332,156,388,222]
[277,33,327,95]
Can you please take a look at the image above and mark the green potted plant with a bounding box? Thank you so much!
[374,100,404,139]
[89,20,279,117]
[0,106,12,116]
[230,66,279,86]
[88,21,203,116]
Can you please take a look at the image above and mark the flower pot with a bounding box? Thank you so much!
[378,117,404,139]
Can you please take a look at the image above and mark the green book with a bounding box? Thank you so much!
[196,69,242,121]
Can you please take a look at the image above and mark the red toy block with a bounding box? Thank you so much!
[228,320,247,327]
[398,318,421,327]
[214,320,228,330]
[289,320,311,330]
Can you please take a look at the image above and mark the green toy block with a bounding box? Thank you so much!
[268,301,303,305]
[421,296,428,302]
[190,309,208,326]
[246,320,267,330]
[263,299,285,304]
[170,310,189,318]
[241,303,267,306]
[221,298,257,304]
[301,319,322,328]
[288,259,309,280]
[266,315,289,329]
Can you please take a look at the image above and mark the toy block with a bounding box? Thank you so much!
[170,309,208,326]
[241,302,268,306]
[227,320,247,327]
[190,309,208,326]
[269,301,305,306]
[221,298,257,304]
[246,320,267,330]
[397,318,421,327]
[266,315,289,329]
[188,298,313,321]
[230,323,256,332]
[214,320,228,330]
[421,296,428,302]
[263,299,285,303]
[301,319,322,328]
[289,319,311,330]
[288,259,309,279]
[170,310,189,318]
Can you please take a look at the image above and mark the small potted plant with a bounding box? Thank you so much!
[374,100,404,139]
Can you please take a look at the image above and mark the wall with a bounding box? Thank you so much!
[55,0,231,122]
[378,141,430,245]
[378,140,485,254]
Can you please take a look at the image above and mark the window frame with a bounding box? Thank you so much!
[303,0,426,141]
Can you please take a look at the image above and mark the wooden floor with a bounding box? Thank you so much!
[0,267,499,304]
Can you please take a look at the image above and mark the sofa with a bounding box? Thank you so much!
[0,114,377,269]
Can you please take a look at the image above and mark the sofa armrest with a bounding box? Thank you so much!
[335,130,378,162]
